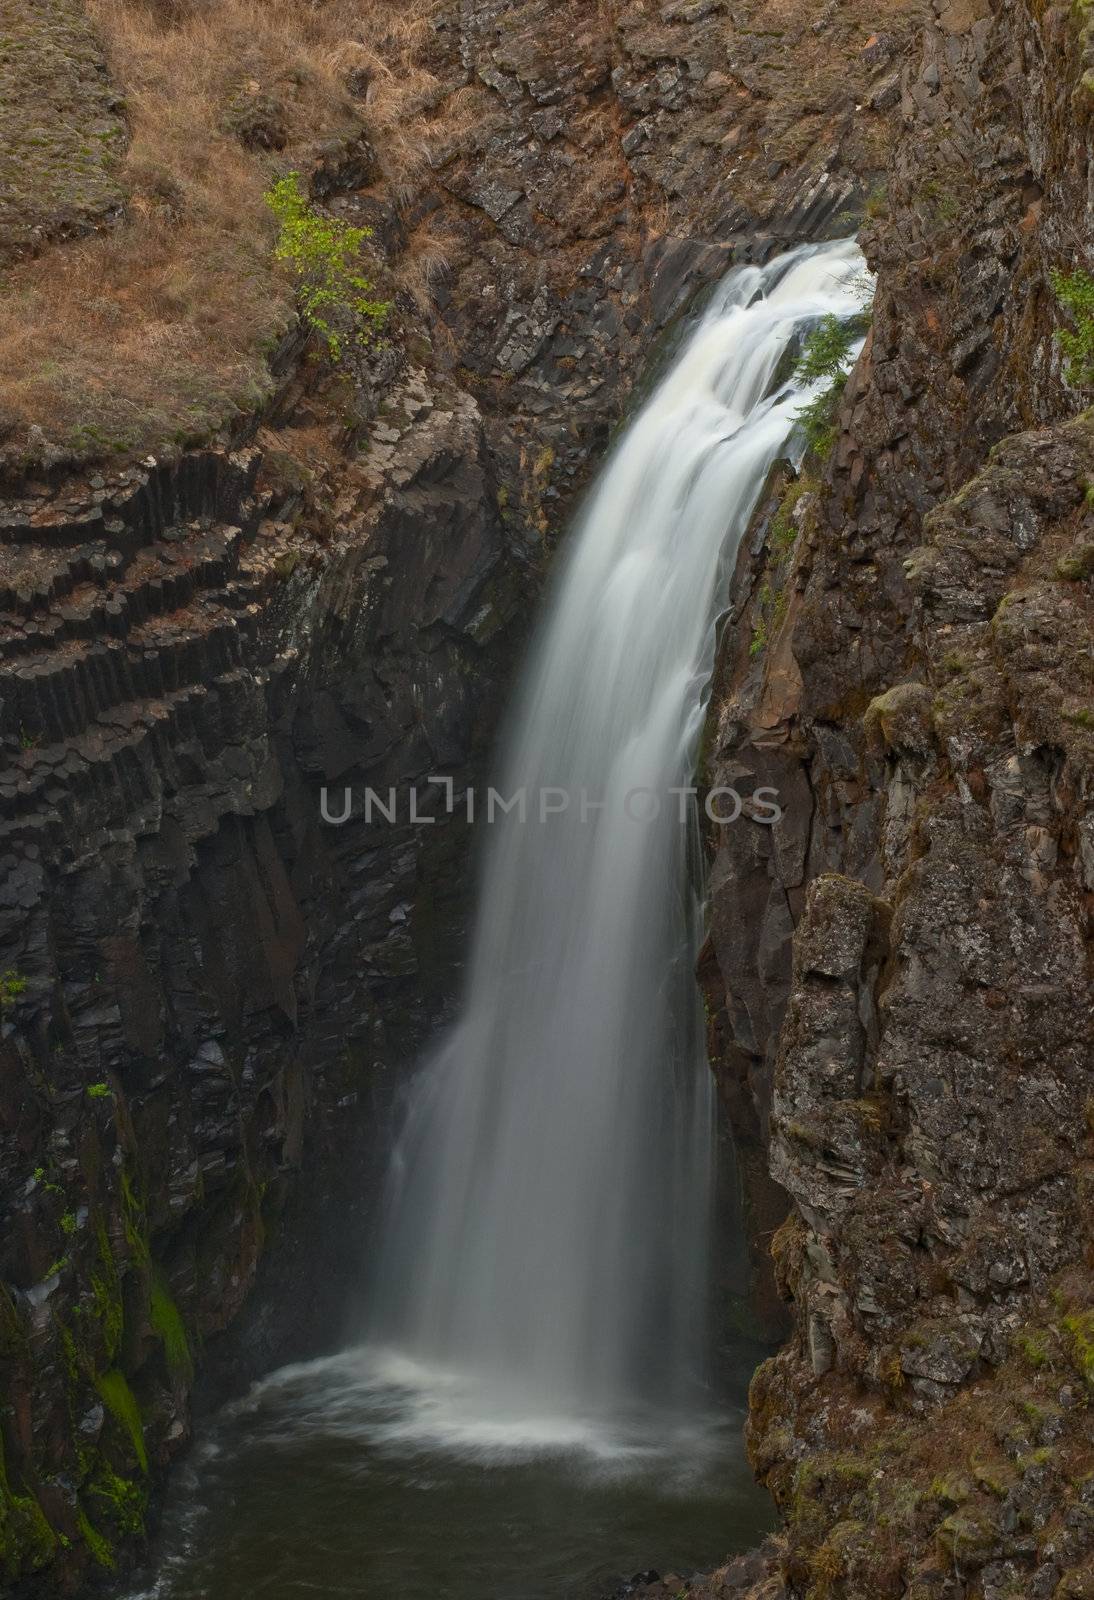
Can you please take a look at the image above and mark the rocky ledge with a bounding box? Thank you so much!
[698,0,1093,1595]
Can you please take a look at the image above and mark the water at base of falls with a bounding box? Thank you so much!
[127,239,868,1599]
[124,1348,772,1600]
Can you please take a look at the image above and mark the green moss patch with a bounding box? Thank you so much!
[87,1466,146,1539]
[76,1505,115,1570]
[0,1431,57,1585]
[150,1269,193,1382]
[94,1369,147,1474]
[0,0,127,264]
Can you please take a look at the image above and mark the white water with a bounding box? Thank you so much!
[368,239,868,1450]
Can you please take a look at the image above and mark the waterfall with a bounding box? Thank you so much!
[368,239,868,1441]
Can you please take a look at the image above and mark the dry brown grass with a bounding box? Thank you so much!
[0,0,447,478]
[395,217,459,318]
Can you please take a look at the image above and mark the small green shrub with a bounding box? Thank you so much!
[919,176,960,221]
[865,184,888,220]
[1051,268,1094,388]
[119,1168,150,1268]
[265,172,389,362]
[86,1082,112,1099]
[795,392,840,456]
[795,314,859,386]
[793,314,866,459]
[770,507,797,553]
[750,582,775,658]
[0,970,27,1010]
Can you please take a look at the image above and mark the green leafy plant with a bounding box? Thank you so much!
[87,1469,145,1539]
[795,314,859,385]
[86,1082,112,1099]
[265,172,389,362]
[793,313,865,459]
[1051,267,1094,388]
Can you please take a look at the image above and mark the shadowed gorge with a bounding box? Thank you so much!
[0,1,1091,1598]
[115,238,869,1600]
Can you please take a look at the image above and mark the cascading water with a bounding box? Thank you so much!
[368,238,869,1438]
[128,240,870,1600]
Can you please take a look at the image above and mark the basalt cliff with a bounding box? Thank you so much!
[0,0,1090,1596]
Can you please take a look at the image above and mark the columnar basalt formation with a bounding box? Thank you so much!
[0,387,528,1590]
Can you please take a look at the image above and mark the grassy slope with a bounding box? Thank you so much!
[0,0,444,481]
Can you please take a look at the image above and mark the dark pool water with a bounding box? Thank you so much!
[126,1346,772,1600]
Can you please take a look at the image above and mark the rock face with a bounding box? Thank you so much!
[699,0,1094,1594]
[0,382,527,1589]
[2,0,1089,1595]
[0,0,918,1590]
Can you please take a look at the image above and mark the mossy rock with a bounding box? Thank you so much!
[94,1370,147,1473]
[1055,1557,1094,1600]
[1056,541,1094,579]
[929,1471,972,1509]
[1062,1309,1094,1387]
[0,0,127,262]
[935,1508,1000,1565]
[0,1433,57,1585]
[0,1489,56,1585]
[223,86,289,152]
[863,682,936,757]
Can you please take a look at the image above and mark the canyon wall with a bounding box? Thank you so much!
[1,0,1089,1596]
[695,0,1094,1595]
[0,1,914,1590]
